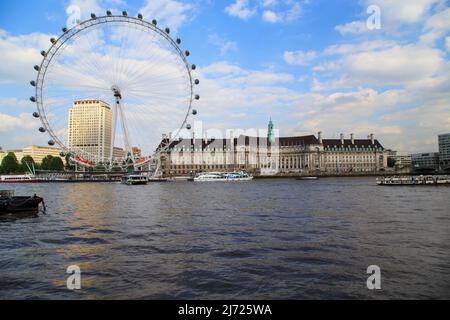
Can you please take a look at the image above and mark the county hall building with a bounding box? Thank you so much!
[159,120,389,177]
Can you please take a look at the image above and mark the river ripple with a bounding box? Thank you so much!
[0,177,449,299]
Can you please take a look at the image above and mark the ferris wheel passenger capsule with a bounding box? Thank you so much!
[30,81,36,87]
[152,19,157,25]
[195,94,200,100]
[137,13,143,19]
[30,96,36,102]
[32,112,40,118]
[192,109,197,115]
[165,27,170,34]
[191,64,196,70]
[91,13,97,19]
[48,140,55,146]
[34,65,40,71]
[40,51,46,57]
[185,50,190,56]
[62,27,68,33]
[186,124,192,130]
[39,127,46,133]
[60,152,65,157]
[194,79,199,85]
[176,38,181,44]
[50,38,56,44]
[122,11,128,16]
[106,10,112,16]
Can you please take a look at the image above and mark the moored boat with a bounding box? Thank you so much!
[0,174,38,183]
[0,190,44,215]
[376,175,450,186]
[436,176,449,184]
[121,173,148,185]
[193,171,253,182]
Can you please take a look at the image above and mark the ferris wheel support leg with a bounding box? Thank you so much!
[110,100,118,171]
[117,99,136,168]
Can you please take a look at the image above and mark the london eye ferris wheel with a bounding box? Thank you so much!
[30,10,199,170]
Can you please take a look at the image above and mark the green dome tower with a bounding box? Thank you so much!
[268,118,275,144]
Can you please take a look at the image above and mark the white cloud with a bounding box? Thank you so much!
[362,0,440,25]
[0,97,33,110]
[283,1,302,22]
[323,40,396,56]
[139,0,194,33]
[262,0,278,7]
[200,61,294,86]
[343,44,444,86]
[208,33,238,56]
[336,1,443,36]
[67,0,103,20]
[334,21,368,35]
[261,0,302,23]
[226,0,302,23]
[0,113,37,132]
[201,61,246,76]
[420,7,450,44]
[262,10,279,23]
[308,42,445,89]
[283,50,317,66]
[225,0,257,20]
[446,36,450,51]
[0,30,54,84]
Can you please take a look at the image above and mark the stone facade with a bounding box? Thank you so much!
[158,130,389,177]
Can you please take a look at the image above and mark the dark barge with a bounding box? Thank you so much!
[0,190,44,215]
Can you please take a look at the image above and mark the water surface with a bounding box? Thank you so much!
[0,177,449,299]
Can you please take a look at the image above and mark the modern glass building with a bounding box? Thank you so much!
[438,133,450,168]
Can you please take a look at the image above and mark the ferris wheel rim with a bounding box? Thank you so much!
[32,13,197,163]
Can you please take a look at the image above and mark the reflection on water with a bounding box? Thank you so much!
[0,178,449,299]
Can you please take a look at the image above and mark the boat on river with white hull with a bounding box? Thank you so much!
[376,175,450,186]
[193,171,253,182]
[0,174,38,183]
[121,174,148,185]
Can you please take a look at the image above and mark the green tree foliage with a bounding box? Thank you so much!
[40,155,54,171]
[49,156,64,171]
[0,152,20,174]
[65,154,75,171]
[20,155,36,173]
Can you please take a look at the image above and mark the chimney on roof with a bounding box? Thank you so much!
[350,133,354,144]
[340,133,344,145]
[318,131,322,144]
[370,133,374,145]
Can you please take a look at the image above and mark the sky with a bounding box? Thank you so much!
[0,0,449,154]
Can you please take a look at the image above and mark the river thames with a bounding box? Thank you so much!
[0,177,449,299]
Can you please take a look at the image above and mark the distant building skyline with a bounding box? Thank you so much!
[0,145,63,164]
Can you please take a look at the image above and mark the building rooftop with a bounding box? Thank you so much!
[322,139,384,149]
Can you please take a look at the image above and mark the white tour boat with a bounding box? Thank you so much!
[193,171,253,182]
[0,174,38,183]
[121,174,148,185]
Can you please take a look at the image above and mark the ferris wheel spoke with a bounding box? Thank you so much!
[125,68,189,91]
[122,56,182,90]
[120,36,182,88]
